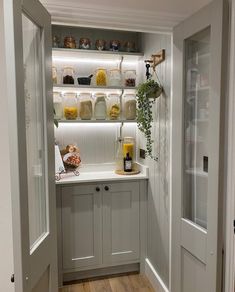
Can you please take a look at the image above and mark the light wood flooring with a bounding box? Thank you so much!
[59,273,155,292]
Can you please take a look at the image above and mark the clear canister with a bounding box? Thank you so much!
[94,93,107,120]
[123,137,135,160]
[124,70,136,87]
[53,91,63,119]
[108,93,121,120]
[62,67,75,84]
[79,92,93,120]
[95,68,107,86]
[63,92,78,120]
[109,69,121,86]
[123,94,136,120]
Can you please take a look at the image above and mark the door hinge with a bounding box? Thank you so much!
[233,220,235,234]
[11,274,14,283]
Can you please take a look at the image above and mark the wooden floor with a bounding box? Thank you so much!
[59,273,155,292]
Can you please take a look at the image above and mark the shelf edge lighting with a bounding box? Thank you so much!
[52,57,138,66]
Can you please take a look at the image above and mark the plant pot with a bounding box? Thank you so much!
[147,86,162,99]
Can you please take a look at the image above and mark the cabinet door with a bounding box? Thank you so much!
[103,182,140,265]
[61,184,102,270]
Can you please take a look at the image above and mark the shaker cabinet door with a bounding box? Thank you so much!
[61,184,102,270]
[102,182,140,265]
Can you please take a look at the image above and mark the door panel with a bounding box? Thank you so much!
[3,0,57,291]
[172,0,227,291]
[61,185,102,270]
[103,182,140,264]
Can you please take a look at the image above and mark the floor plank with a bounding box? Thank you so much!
[60,274,155,292]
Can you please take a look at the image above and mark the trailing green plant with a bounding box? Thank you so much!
[136,78,162,161]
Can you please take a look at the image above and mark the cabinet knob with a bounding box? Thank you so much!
[96,187,100,192]
[104,186,109,191]
[11,274,14,283]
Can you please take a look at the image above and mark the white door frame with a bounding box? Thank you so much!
[225,0,235,291]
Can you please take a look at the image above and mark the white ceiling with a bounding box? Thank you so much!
[41,0,212,32]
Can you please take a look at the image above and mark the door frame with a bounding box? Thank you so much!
[225,0,235,291]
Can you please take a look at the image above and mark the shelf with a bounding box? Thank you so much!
[57,119,137,124]
[52,48,143,62]
[185,168,208,178]
[53,85,137,91]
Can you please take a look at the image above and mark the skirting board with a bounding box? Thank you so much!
[145,258,169,292]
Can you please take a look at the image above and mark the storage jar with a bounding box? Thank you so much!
[63,92,78,120]
[95,68,107,86]
[124,70,136,87]
[53,92,63,119]
[109,69,121,86]
[108,93,121,120]
[62,67,75,84]
[94,93,107,120]
[123,94,136,120]
[79,92,93,120]
[64,36,76,49]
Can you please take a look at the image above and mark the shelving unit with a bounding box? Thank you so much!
[54,84,137,91]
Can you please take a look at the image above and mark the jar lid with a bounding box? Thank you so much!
[96,68,107,71]
[95,92,106,96]
[79,92,92,96]
[108,93,120,97]
[109,68,120,72]
[63,66,74,70]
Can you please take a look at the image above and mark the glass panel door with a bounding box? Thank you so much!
[22,14,48,250]
[184,27,210,229]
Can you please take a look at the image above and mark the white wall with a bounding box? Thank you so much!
[137,33,172,288]
[0,0,14,291]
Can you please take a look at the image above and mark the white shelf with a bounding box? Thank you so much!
[185,168,208,178]
[52,48,143,61]
[57,119,137,124]
[53,85,137,91]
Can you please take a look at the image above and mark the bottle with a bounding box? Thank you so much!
[124,152,132,172]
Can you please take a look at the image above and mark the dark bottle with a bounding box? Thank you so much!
[124,152,132,172]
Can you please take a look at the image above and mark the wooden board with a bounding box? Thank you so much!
[115,169,140,175]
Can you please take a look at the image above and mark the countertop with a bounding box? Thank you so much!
[56,163,148,185]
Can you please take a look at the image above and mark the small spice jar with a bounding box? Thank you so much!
[79,92,93,120]
[110,40,121,51]
[95,68,107,86]
[64,36,76,49]
[62,67,75,84]
[79,38,91,49]
[63,92,78,120]
[124,70,136,87]
[123,94,136,120]
[95,39,106,51]
[53,92,63,119]
[94,93,107,120]
[109,69,121,86]
[52,66,58,84]
[108,93,121,120]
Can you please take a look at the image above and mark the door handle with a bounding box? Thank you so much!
[104,186,109,191]
[96,187,100,192]
[11,274,14,283]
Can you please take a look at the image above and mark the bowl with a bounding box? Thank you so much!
[77,75,93,85]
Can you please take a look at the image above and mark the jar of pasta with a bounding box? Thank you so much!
[123,137,135,160]
[79,92,93,120]
[108,93,120,120]
[63,92,78,120]
[95,68,107,86]
[123,94,136,120]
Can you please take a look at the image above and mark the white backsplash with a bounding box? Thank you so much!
[55,123,137,165]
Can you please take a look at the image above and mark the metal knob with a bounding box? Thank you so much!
[11,274,14,283]
[104,186,109,191]
[96,187,100,192]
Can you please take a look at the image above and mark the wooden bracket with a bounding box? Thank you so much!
[145,49,165,71]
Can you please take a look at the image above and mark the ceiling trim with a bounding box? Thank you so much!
[42,2,186,33]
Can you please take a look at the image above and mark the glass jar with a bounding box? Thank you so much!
[79,92,93,120]
[95,39,106,51]
[124,41,136,52]
[95,68,107,86]
[124,70,136,87]
[94,93,107,120]
[110,40,121,51]
[123,137,135,160]
[62,67,75,84]
[123,94,136,120]
[63,92,78,120]
[53,92,63,119]
[108,93,121,120]
[79,38,91,49]
[109,69,121,86]
[64,36,76,49]
[52,66,57,84]
[52,35,60,48]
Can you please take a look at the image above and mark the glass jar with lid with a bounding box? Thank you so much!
[123,94,136,120]
[94,93,107,120]
[53,92,63,119]
[79,92,93,120]
[123,137,135,161]
[62,67,75,84]
[64,36,76,49]
[95,68,107,86]
[63,92,78,120]
[124,70,136,87]
[109,69,121,86]
[108,93,121,120]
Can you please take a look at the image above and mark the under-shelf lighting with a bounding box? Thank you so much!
[52,57,138,66]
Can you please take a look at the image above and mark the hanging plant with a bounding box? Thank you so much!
[136,78,163,160]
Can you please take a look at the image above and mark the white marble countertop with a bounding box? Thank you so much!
[56,163,148,185]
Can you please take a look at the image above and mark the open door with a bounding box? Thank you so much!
[172,0,227,291]
[3,0,57,291]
